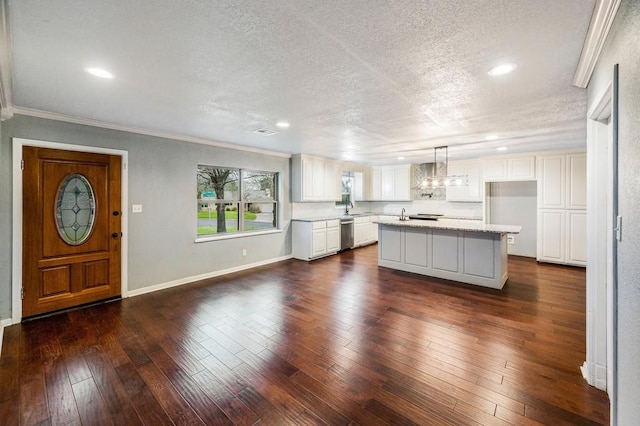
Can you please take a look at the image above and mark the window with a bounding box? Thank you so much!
[335,171,354,207]
[197,165,278,237]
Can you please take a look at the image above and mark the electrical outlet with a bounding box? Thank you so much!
[507,235,515,245]
[132,204,143,213]
[242,249,247,256]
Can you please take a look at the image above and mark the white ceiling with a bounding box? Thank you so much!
[8,0,596,164]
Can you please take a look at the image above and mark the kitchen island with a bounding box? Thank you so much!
[373,218,521,289]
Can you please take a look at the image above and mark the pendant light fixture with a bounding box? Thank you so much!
[414,146,468,191]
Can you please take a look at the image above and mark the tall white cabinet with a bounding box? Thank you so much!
[537,152,586,266]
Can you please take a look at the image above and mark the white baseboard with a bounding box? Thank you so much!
[0,318,14,357]
[580,361,590,381]
[128,255,293,298]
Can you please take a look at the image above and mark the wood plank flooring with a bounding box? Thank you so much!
[0,244,609,425]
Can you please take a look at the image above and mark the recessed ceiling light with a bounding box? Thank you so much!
[276,122,290,128]
[397,156,405,160]
[497,147,508,151]
[85,67,115,79]
[485,134,499,140]
[488,63,516,76]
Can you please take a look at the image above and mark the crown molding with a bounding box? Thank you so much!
[13,107,292,158]
[573,0,621,88]
[0,0,13,120]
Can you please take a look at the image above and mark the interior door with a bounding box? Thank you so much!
[22,146,122,318]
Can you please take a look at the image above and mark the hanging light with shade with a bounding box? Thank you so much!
[413,146,468,195]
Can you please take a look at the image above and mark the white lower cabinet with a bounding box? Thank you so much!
[537,209,586,266]
[354,216,368,247]
[326,223,340,253]
[369,216,379,243]
[354,216,377,247]
[538,210,565,263]
[566,211,587,265]
[293,219,340,260]
[311,227,327,258]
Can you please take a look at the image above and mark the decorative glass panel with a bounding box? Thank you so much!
[55,173,96,245]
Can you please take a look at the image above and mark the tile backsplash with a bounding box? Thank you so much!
[292,199,483,220]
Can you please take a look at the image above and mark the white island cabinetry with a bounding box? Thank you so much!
[375,219,521,289]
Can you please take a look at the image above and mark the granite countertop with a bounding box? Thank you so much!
[292,214,483,223]
[374,217,521,234]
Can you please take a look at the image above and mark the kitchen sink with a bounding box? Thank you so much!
[407,214,443,221]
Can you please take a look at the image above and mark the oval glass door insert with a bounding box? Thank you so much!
[55,173,96,245]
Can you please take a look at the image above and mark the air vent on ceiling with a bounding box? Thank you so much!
[252,128,278,136]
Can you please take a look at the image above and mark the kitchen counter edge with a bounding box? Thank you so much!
[374,218,521,234]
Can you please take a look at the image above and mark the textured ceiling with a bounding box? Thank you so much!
[8,0,595,164]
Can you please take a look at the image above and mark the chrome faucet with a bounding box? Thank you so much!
[400,208,406,221]
[345,201,354,215]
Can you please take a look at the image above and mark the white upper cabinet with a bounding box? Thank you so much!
[483,158,509,181]
[445,160,483,202]
[538,155,566,209]
[566,153,587,209]
[508,157,536,181]
[371,168,382,200]
[323,160,342,201]
[292,154,342,202]
[312,158,325,200]
[371,165,411,201]
[537,153,585,210]
[353,171,365,201]
[483,156,536,182]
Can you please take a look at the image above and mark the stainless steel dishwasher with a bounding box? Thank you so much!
[340,218,354,250]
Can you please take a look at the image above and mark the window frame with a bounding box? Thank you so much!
[196,165,280,242]
[335,171,354,208]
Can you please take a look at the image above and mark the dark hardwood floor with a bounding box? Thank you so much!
[0,244,609,425]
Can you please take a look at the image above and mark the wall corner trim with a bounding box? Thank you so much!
[127,255,294,298]
[0,0,14,120]
[573,0,621,88]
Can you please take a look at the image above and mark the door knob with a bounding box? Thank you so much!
[111,232,119,239]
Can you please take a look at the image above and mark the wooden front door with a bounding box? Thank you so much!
[22,147,122,318]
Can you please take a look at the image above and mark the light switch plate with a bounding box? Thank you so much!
[132,204,143,213]
[507,235,515,245]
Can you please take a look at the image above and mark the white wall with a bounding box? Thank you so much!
[488,181,537,257]
[588,0,640,423]
[0,115,292,320]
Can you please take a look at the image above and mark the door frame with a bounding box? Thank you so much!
[584,77,616,407]
[11,137,129,323]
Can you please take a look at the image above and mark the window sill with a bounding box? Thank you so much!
[194,229,282,243]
